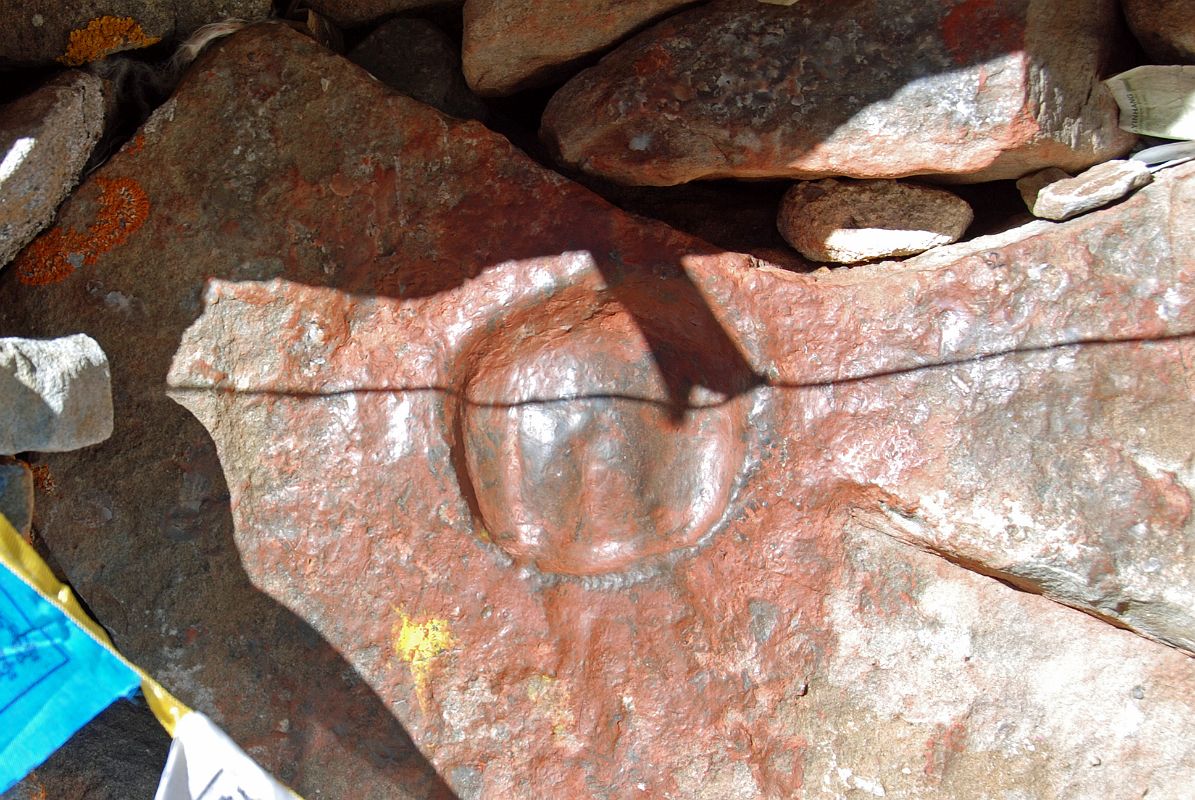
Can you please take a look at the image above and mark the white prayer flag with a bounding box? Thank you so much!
[1105,65,1195,140]
[154,712,298,800]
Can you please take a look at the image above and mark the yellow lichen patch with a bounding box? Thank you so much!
[393,609,454,710]
[14,176,150,286]
[59,16,160,66]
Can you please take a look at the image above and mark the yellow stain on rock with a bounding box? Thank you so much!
[526,674,578,744]
[393,609,454,710]
[59,16,160,66]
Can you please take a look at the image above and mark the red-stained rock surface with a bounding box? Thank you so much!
[462,0,700,95]
[3,23,1195,799]
[542,0,1136,185]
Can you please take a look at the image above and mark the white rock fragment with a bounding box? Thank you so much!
[777,179,973,264]
[0,334,113,454]
[1020,160,1153,221]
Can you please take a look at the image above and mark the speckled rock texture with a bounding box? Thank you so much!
[304,0,461,26]
[0,334,113,454]
[542,0,1136,186]
[1123,0,1195,63]
[0,0,270,66]
[0,457,33,537]
[0,71,105,269]
[462,0,701,95]
[777,179,974,263]
[2,701,169,800]
[3,22,1194,800]
[349,18,488,121]
[1025,159,1153,220]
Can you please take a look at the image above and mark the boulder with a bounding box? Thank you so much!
[349,18,488,121]
[542,0,1136,186]
[777,179,973,263]
[462,0,700,95]
[1021,159,1153,220]
[1123,0,1195,63]
[3,22,1194,799]
[0,1,270,66]
[0,334,113,454]
[0,71,105,269]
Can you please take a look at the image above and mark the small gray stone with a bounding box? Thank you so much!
[0,71,105,269]
[1026,160,1153,221]
[0,334,113,454]
[0,457,33,535]
[777,179,973,264]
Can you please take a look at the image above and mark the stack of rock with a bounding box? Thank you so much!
[2,1,1194,799]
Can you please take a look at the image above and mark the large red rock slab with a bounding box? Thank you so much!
[462,0,701,95]
[542,0,1136,185]
[4,21,1194,799]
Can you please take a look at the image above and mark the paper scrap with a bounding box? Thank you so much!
[1105,65,1195,140]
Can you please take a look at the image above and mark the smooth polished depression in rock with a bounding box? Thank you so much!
[462,298,752,576]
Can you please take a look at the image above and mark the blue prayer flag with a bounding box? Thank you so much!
[0,562,141,792]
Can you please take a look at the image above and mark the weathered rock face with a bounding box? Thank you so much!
[1123,0,1195,63]
[0,26,457,800]
[0,1,270,65]
[0,71,105,268]
[777,179,973,263]
[349,18,488,122]
[542,0,1136,186]
[0,457,33,537]
[462,0,700,95]
[4,22,1195,800]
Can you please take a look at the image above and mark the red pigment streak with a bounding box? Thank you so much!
[14,176,150,286]
[941,0,1025,65]
[924,719,968,776]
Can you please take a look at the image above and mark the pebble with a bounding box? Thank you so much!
[777,179,974,264]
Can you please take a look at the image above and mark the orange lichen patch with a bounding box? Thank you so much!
[13,228,86,286]
[22,774,47,800]
[85,177,151,261]
[126,133,146,157]
[14,176,150,286]
[58,16,161,66]
[27,463,57,496]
